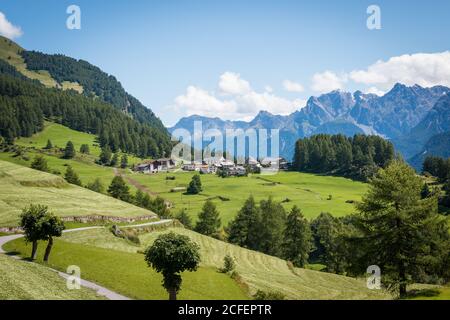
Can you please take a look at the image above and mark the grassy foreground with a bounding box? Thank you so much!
[0,254,103,300]
[0,160,155,227]
[59,227,390,300]
[3,237,249,300]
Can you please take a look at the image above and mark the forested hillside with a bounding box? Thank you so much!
[0,71,171,158]
[20,50,167,132]
[293,134,395,181]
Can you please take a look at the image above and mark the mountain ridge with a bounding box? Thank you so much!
[170,84,450,164]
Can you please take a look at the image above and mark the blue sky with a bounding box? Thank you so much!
[1,0,450,126]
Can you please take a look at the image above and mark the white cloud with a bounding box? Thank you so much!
[311,71,346,93]
[264,85,273,93]
[349,52,450,90]
[169,72,306,121]
[0,12,22,40]
[218,72,251,95]
[282,80,304,93]
[365,86,385,96]
[173,86,237,118]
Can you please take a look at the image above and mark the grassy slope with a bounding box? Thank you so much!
[3,237,248,300]
[16,122,142,164]
[60,227,390,300]
[0,160,155,227]
[0,254,103,300]
[0,36,82,92]
[128,170,367,225]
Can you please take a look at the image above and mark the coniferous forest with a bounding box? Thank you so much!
[293,134,396,181]
[0,62,171,158]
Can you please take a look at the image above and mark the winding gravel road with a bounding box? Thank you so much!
[0,221,172,300]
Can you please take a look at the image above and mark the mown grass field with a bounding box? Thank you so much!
[128,170,368,225]
[0,254,103,300]
[0,160,155,227]
[58,227,390,300]
[3,236,249,300]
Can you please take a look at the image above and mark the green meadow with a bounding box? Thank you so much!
[16,121,143,164]
[4,226,389,300]
[127,170,368,225]
[3,236,249,300]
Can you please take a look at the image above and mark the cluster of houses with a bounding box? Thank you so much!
[135,158,176,174]
[134,156,289,176]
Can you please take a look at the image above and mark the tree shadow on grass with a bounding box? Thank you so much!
[404,288,441,299]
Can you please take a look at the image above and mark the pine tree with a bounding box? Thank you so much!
[63,141,76,159]
[31,155,49,172]
[79,144,90,154]
[120,154,128,169]
[258,197,286,256]
[310,212,347,274]
[195,200,221,236]
[134,189,145,207]
[187,174,202,194]
[227,195,261,250]
[86,178,104,193]
[353,160,448,297]
[282,206,312,267]
[99,145,112,165]
[110,153,119,167]
[64,165,82,186]
[44,139,53,149]
[141,193,152,210]
[108,176,131,202]
[176,208,193,229]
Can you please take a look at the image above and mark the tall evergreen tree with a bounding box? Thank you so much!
[120,154,128,169]
[44,139,53,149]
[195,200,221,237]
[63,141,76,159]
[99,145,112,165]
[310,212,348,274]
[30,155,49,172]
[108,176,131,202]
[227,195,261,250]
[176,208,193,229]
[86,178,104,193]
[258,197,286,256]
[282,206,312,267]
[110,153,119,167]
[64,165,82,186]
[353,160,448,297]
[79,144,90,154]
[187,174,202,194]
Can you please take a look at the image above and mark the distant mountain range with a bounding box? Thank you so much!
[169,83,450,168]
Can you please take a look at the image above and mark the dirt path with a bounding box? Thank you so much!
[0,226,130,300]
[113,168,158,196]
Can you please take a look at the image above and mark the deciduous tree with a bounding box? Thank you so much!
[145,232,200,300]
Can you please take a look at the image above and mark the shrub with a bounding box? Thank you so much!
[253,290,285,300]
[219,255,235,273]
